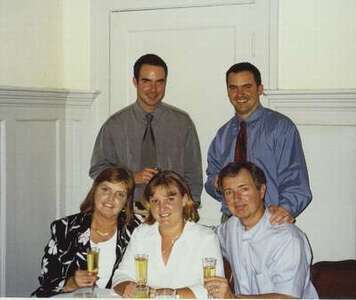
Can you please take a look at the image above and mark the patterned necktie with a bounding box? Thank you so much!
[235,121,247,162]
[141,113,157,168]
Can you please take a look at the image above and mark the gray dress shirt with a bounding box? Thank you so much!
[90,101,203,204]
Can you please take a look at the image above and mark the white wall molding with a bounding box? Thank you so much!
[111,0,255,12]
[0,86,98,296]
[264,89,356,125]
[0,86,99,107]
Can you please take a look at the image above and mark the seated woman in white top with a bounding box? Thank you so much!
[112,170,224,298]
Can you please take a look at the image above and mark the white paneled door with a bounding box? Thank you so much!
[109,1,275,225]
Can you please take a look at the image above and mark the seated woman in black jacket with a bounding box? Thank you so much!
[32,167,141,297]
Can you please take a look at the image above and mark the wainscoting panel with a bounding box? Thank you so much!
[0,87,97,296]
[264,89,356,263]
[6,118,60,296]
[0,119,5,296]
[299,124,356,261]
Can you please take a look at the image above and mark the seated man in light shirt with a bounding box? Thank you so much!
[204,161,318,299]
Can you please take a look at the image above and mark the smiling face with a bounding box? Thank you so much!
[222,169,266,230]
[149,184,187,227]
[94,181,128,220]
[227,70,263,120]
[133,64,167,112]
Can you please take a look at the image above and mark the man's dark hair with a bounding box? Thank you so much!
[217,161,266,191]
[133,53,168,80]
[225,62,262,86]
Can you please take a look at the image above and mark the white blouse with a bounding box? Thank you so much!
[112,222,224,298]
[91,231,117,288]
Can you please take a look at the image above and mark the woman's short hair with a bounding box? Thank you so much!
[80,167,135,224]
[143,170,199,224]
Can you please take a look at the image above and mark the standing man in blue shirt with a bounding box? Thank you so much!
[204,161,318,299]
[205,62,311,223]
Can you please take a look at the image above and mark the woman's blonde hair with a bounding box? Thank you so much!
[80,167,135,224]
[143,170,199,224]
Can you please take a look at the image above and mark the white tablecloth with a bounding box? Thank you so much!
[53,287,120,298]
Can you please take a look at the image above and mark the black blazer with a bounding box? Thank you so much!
[32,212,141,297]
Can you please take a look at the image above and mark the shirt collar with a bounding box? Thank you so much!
[134,100,165,123]
[241,208,269,241]
[235,104,265,126]
[154,220,193,241]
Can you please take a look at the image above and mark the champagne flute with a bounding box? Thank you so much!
[134,285,150,298]
[87,247,100,294]
[203,257,217,298]
[135,254,148,287]
[203,257,216,279]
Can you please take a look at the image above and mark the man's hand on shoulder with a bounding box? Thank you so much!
[134,168,159,184]
[268,205,294,225]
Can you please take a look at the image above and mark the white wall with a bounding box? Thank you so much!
[0,0,90,90]
[2,0,356,90]
[62,0,90,89]
[0,0,63,88]
[279,0,356,89]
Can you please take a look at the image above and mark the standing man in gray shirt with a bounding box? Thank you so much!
[90,53,203,207]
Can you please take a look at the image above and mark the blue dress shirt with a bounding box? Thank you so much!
[205,105,312,216]
[217,210,318,298]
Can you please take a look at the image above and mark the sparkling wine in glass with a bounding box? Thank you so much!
[203,257,216,279]
[87,247,100,294]
[135,254,148,286]
[203,257,217,298]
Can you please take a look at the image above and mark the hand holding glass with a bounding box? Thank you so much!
[135,254,148,286]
